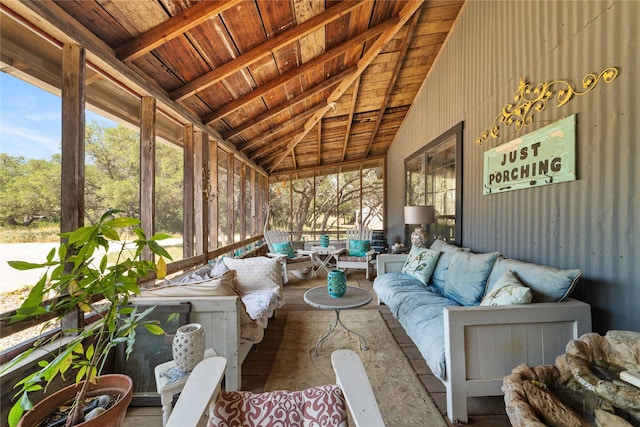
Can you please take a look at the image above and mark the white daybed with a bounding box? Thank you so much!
[134,256,283,391]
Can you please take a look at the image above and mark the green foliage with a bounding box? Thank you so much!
[269,168,383,236]
[1,121,184,234]
[2,210,172,427]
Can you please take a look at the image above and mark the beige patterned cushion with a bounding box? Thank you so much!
[223,256,283,299]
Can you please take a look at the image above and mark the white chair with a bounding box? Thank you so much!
[167,349,384,427]
[263,229,316,283]
[332,226,376,280]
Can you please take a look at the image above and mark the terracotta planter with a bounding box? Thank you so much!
[18,374,133,427]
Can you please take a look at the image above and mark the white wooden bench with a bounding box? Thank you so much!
[376,254,592,423]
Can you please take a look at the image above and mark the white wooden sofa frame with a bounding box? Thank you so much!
[132,295,248,392]
[376,254,592,424]
[167,349,385,427]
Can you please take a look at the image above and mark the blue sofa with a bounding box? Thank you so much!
[373,239,592,423]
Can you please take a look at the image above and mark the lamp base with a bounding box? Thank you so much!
[411,226,429,248]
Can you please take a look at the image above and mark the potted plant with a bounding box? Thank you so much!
[2,210,172,427]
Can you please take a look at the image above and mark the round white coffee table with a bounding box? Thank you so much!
[303,286,372,356]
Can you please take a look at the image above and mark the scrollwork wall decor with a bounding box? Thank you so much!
[475,67,618,146]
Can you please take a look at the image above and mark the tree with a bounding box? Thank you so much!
[0,153,61,226]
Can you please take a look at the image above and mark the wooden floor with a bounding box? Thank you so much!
[125,271,512,426]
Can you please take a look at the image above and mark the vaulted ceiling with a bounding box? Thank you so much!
[1,0,464,178]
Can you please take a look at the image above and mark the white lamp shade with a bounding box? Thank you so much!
[404,205,435,225]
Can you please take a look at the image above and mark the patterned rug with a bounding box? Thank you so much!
[264,309,447,427]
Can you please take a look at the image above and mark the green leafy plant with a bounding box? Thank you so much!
[2,210,172,426]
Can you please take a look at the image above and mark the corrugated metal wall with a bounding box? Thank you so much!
[386,0,638,333]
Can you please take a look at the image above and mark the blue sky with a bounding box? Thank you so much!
[0,73,113,159]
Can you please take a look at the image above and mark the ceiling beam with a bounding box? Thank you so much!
[271,155,386,178]
[341,75,361,161]
[237,101,327,152]
[222,66,353,140]
[201,19,393,125]
[170,0,364,101]
[364,7,421,157]
[268,0,425,173]
[116,0,243,62]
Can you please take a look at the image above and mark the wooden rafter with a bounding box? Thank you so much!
[250,129,307,161]
[237,102,327,152]
[170,0,364,101]
[222,67,353,140]
[201,20,393,125]
[116,0,243,62]
[268,0,425,172]
[341,75,361,162]
[364,7,421,157]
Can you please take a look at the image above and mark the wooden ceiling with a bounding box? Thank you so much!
[1,0,464,178]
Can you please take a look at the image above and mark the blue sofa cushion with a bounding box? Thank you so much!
[395,290,461,380]
[443,251,500,306]
[486,256,581,302]
[429,241,467,293]
[373,272,434,316]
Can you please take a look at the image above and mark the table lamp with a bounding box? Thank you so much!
[404,205,435,248]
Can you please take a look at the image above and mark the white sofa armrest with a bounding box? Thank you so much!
[132,295,246,391]
[376,254,408,275]
[442,298,591,423]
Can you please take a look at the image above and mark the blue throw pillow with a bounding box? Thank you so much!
[273,241,295,258]
[401,245,441,285]
[443,251,500,306]
[349,239,371,257]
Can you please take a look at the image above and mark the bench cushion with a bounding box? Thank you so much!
[443,251,500,306]
[486,256,581,302]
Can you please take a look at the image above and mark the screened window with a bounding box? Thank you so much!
[405,123,463,245]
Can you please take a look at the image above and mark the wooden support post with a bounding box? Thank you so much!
[239,162,246,241]
[227,155,234,247]
[183,124,194,259]
[210,142,218,251]
[194,131,208,255]
[60,43,85,332]
[140,96,156,261]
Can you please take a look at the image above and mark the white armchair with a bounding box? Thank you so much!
[167,349,384,427]
[333,226,376,280]
[264,229,316,283]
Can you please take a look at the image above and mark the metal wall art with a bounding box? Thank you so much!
[475,67,618,146]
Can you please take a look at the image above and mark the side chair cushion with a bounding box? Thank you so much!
[348,239,371,257]
[210,385,347,427]
[273,241,296,258]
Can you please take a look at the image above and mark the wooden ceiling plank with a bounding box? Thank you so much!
[223,65,354,140]
[364,7,421,157]
[268,0,425,173]
[273,155,386,177]
[170,0,364,101]
[116,0,243,62]
[201,18,395,124]
[340,75,361,161]
[238,101,327,151]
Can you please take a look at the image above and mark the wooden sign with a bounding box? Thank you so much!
[483,115,576,195]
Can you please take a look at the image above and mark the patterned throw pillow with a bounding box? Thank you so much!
[401,245,441,285]
[348,239,371,257]
[212,385,347,426]
[481,270,532,306]
[272,241,296,258]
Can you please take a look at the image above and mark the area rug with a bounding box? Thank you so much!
[264,309,447,427]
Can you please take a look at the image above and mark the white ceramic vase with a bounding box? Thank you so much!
[172,323,205,372]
